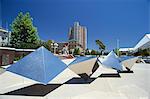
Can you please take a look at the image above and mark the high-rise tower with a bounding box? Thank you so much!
[68,22,87,50]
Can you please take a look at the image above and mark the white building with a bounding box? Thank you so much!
[119,48,134,52]
[0,28,11,46]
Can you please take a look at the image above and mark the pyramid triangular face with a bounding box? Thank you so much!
[120,56,138,70]
[68,57,98,78]
[49,68,80,84]
[7,46,68,84]
[68,56,96,66]
[101,51,122,71]
[91,62,117,77]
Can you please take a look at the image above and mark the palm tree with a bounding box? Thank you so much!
[95,40,106,56]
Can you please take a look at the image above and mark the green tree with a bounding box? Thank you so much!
[91,50,96,55]
[95,40,106,55]
[96,51,100,55]
[46,40,53,50]
[85,48,90,55]
[42,40,53,51]
[134,48,150,56]
[10,12,39,48]
[114,48,120,56]
[73,48,80,55]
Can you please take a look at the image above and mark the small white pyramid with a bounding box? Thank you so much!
[91,62,117,78]
[101,51,122,71]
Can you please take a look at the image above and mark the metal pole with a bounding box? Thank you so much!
[54,47,56,54]
[117,39,119,56]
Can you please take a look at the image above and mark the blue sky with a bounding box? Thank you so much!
[0,0,149,50]
[0,0,2,26]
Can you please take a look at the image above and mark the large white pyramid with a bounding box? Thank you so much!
[7,46,68,85]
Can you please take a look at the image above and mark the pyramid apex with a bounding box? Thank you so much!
[101,51,122,71]
[38,46,45,50]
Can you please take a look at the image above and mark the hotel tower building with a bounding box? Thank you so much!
[68,22,87,50]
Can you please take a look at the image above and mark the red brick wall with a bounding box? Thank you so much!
[0,49,33,66]
[0,50,15,66]
[15,51,31,58]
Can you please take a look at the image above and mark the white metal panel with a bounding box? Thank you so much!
[134,34,150,50]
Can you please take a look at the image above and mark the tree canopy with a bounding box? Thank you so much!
[73,48,80,55]
[10,12,39,48]
[134,48,150,56]
[95,39,106,55]
[85,48,90,55]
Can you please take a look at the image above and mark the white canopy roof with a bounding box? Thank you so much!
[119,34,150,52]
[134,34,150,50]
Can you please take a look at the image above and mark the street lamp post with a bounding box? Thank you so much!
[117,39,120,56]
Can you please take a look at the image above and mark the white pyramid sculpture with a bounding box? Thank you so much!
[7,46,68,85]
[91,61,118,78]
[101,51,122,71]
[68,57,98,77]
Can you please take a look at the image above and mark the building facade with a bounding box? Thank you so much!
[57,42,69,55]
[68,22,87,51]
[0,28,11,46]
[68,40,83,53]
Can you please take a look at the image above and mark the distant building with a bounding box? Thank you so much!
[0,28,11,46]
[68,40,83,53]
[57,42,69,55]
[68,22,87,51]
[119,48,134,55]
